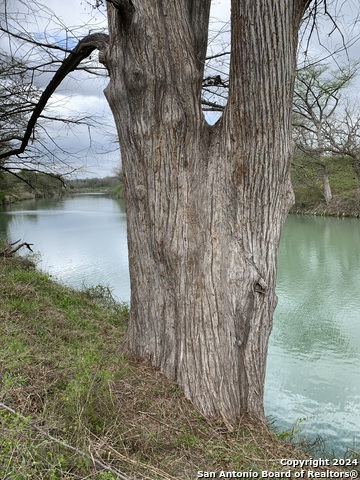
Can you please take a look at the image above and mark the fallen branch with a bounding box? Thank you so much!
[0,400,130,480]
[0,239,34,257]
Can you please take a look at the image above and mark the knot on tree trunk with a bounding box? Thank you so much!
[254,277,268,294]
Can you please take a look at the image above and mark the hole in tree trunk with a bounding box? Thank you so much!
[203,1,230,125]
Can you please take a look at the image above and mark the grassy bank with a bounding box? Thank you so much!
[291,155,360,217]
[0,190,37,205]
[0,251,354,479]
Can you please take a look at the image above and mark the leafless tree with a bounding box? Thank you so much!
[323,97,360,183]
[292,62,358,203]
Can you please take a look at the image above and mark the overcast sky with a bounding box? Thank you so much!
[2,0,360,178]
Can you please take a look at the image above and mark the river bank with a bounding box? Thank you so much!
[0,190,38,205]
[1,250,336,479]
[290,154,360,217]
[2,179,359,218]
[0,172,121,206]
[290,189,360,218]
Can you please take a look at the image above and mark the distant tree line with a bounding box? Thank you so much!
[66,176,118,192]
[0,170,64,204]
[0,172,124,205]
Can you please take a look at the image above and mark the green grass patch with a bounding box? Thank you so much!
[291,155,360,215]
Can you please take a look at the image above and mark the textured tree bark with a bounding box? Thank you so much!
[103,0,309,423]
[323,173,333,204]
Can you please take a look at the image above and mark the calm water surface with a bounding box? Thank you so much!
[0,194,130,300]
[1,194,359,456]
[265,215,360,455]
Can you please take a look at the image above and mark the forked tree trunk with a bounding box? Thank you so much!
[103,0,308,423]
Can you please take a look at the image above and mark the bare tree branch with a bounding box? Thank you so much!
[0,239,34,256]
[0,33,109,164]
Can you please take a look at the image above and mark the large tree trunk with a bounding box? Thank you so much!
[103,0,308,423]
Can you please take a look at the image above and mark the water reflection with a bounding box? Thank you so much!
[266,215,360,455]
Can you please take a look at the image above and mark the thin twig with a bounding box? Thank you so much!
[0,400,130,480]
